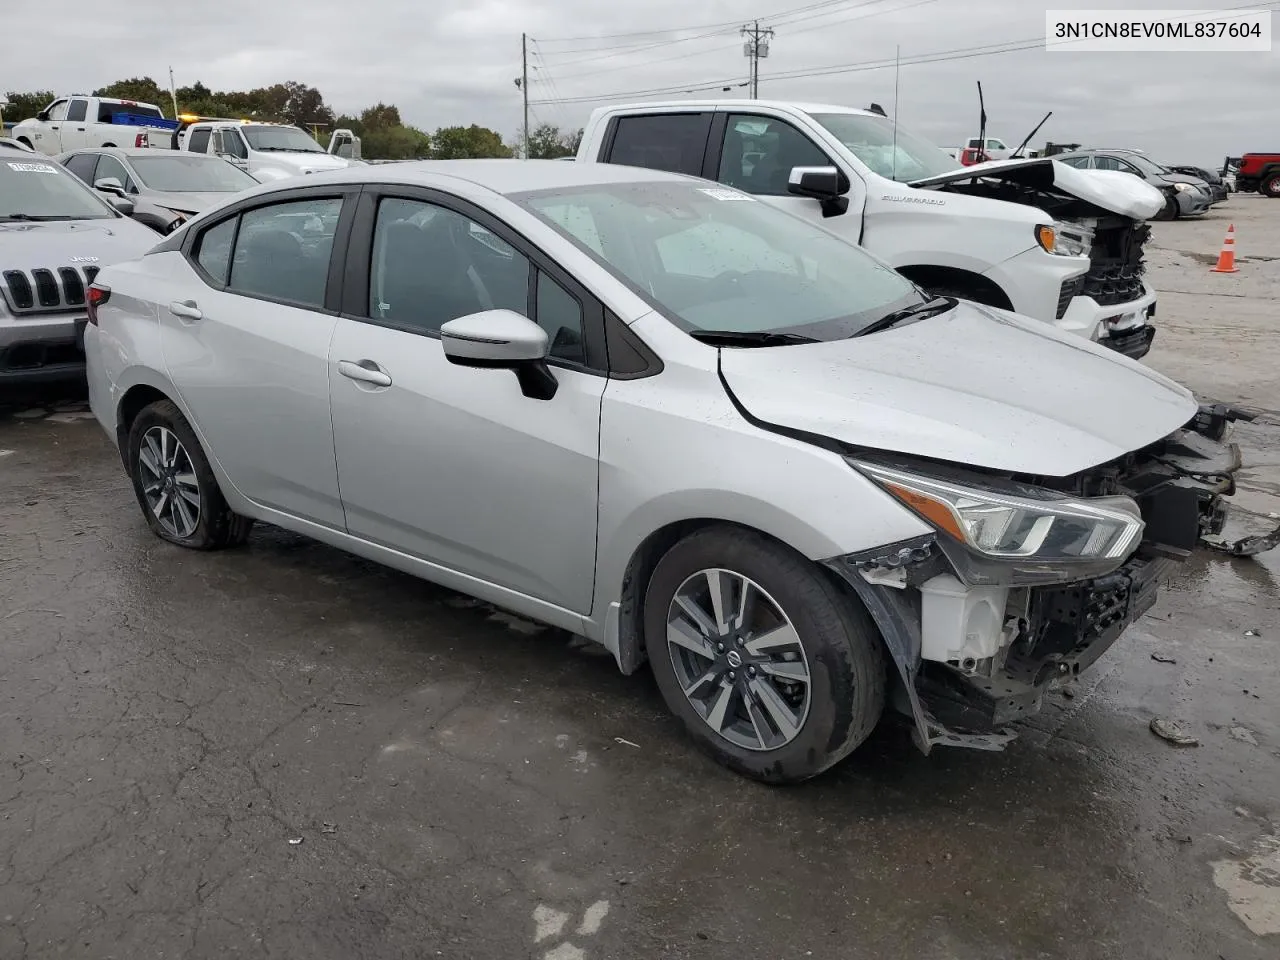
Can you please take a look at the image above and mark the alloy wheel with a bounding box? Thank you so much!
[665,568,812,751]
[137,425,201,539]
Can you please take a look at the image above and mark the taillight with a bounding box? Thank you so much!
[135,132,148,148]
[87,284,111,325]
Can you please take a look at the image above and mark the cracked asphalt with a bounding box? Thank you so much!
[2,197,1279,960]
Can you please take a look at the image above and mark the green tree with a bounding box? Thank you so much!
[363,125,432,160]
[430,124,511,160]
[360,103,402,132]
[3,90,56,123]
[522,123,584,159]
[93,77,168,111]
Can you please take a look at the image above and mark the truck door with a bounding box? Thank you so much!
[33,99,70,154]
[59,98,90,150]
[706,111,866,244]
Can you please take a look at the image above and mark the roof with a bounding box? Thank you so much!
[591,99,877,119]
[296,158,700,196]
[54,146,221,159]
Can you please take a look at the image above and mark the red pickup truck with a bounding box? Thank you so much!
[1230,153,1280,197]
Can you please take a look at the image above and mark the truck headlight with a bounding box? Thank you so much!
[850,460,1145,585]
[1035,223,1090,258]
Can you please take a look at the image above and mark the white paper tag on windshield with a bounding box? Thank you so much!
[7,162,58,174]
[697,187,754,201]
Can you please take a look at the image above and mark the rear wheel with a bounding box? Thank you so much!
[1262,174,1280,198]
[126,400,253,550]
[644,526,886,784]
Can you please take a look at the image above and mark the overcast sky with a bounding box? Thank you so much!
[7,0,1277,165]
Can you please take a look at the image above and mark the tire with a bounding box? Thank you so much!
[1262,174,1280,198]
[126,400,253,550]
[1154,196,1177,221]
[644,525,886,784]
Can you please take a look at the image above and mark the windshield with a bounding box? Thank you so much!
[516,181,923,341]
[1123,153,1172,175]
[130,154,259,192]
[0,157,115,220]
[241,125,324,153]
[810,112,961,182]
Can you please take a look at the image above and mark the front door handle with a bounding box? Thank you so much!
[337,359,392,387]
[169,299,202,322]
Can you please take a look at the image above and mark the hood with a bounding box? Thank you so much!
[257,152,351,176]
[910,157,1166,220]
[718,300,1197,477]
[0,217,158,271]
[141,190,231,215]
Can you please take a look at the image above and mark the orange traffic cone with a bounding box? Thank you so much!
[1211,223,1239,273]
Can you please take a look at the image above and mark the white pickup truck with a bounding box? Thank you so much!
[12,96,179,156]
[167,119,356,182]
[576,100,1166,358]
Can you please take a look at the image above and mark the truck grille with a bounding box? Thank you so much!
[2,265,98,314]
[1082,221,1149,308]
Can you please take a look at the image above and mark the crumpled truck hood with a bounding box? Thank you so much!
[910,157,1166,220]
[718,300,1197,477]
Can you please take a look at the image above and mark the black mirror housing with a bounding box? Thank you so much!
[787,165,851,218]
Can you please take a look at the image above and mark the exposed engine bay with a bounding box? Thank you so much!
[825,404,1278,754]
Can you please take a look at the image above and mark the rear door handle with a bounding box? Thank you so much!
[337,359,392,387]
[169,299,202,322]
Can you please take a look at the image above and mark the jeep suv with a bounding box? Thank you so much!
[1,141,157,384]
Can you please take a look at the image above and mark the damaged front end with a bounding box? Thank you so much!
[824,403,1275,754]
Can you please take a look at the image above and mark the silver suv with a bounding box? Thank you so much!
[0,140,157,384]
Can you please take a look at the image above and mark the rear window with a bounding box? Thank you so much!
[97,101,164,123]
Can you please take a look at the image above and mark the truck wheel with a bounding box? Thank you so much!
[643,525,886,784]
[1262,174,1280,198]
[126,400,253,550]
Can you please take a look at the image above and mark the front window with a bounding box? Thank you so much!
[810,112,960,182]
[130,154,259,192]
[0,158,115,221]
[517,181,921,341]
[1122,153,1172,176]
[241,125,325,154]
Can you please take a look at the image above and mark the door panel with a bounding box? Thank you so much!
[161,196,348,528]
[330,322,603,612]
[329,192,603,613]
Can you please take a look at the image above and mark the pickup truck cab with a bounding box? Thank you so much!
[577,101,1165,358]
[13,96,179,156]
[173,120,354,182]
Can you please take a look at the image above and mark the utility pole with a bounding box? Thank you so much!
[168,66,180,119]
[741,20,773,98]
[521,33,529,158]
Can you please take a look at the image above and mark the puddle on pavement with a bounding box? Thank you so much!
[1212,831,1280,936]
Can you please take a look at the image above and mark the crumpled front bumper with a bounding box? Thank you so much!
[824,403,1274,754]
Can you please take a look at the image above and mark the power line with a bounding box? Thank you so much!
[532,0,859,44]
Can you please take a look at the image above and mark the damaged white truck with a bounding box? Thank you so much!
[576,100,1164,358]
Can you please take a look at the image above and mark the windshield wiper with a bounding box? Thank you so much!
[855,296,954,336]
[0,214,79,222]
[688,329,819,347]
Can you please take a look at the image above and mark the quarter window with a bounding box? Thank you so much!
[535,272,586,364]
[224,198,343,307]
[194,218,237,285]
[368,197,529,334]
[717,115,832,196]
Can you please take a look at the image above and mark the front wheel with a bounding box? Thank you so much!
[126,400,253,549]
[644,526,886,784]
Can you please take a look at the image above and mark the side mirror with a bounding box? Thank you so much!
[108,196,135,216]
[787,165,850,218]
[36,110,49,122]
[441,309,557,400]
[93,176,125,196]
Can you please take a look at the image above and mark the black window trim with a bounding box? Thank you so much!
[340,184,611,377]
[177,183,361,314]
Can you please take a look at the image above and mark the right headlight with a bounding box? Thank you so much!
[1035,222,1091,258]
[851,460,1145,586]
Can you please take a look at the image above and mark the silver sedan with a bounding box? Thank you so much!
[83,160,1248,781]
